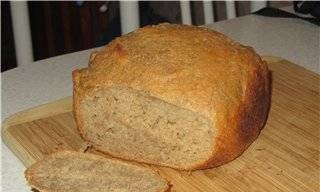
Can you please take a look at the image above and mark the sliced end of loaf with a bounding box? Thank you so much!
[78,87,215,170]
[25,151,169,192]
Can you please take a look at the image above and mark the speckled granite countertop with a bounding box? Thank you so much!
[2,11,319,192]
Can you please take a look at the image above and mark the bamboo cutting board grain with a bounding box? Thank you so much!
[2,57,320,192]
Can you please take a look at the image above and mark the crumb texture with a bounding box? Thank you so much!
[25,151,168,192]
[81,87,213,168]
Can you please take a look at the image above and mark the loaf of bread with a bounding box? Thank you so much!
[25,151,169,192]
[73,23,270,170]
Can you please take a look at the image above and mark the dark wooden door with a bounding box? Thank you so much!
[28,1,120,61]
[1,1,17,72]
[1,1,170,71]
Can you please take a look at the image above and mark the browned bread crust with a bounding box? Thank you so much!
[73,23,270,170]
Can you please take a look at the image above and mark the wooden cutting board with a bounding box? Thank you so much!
[2,57,319,192]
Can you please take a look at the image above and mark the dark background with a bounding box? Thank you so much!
[1,1,291,72]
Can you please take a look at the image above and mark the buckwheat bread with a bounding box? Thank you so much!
[25,151,169,192]
[73,23,270,170]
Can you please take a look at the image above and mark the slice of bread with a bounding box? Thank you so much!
[25,151,169,192]
[73,23,270,170]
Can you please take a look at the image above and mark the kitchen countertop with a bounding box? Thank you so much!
[2,10,319,192]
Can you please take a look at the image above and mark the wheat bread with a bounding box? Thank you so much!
[73,23,270,170]
[25,151,169,192]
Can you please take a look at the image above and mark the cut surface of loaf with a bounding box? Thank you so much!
[25,151,169,192]
[82,87,213,168]
[73,23,270,170]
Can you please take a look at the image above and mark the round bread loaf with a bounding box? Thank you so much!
[73,23,270,170]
